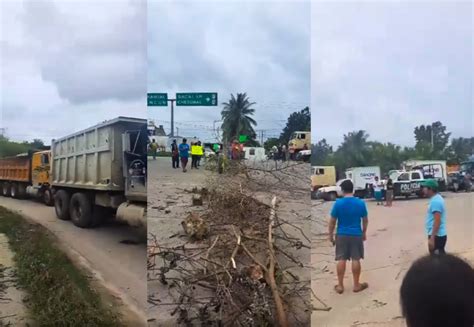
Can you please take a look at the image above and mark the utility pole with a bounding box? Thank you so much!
[430,123,434,150]
[176,127,179,136]
[169,99,176,137]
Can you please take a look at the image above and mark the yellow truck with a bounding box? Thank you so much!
[288,131,310,160]
[0,150,53,205]
[311,165,336,199]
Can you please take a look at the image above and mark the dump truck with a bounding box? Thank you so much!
[288,131,310,160]
[51,117,147,228]
[0,150,53,205]
[1,117,147,229]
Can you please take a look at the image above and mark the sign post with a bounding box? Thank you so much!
[147,93,168,106]
[176,93,218,106]
[148,92,218,138]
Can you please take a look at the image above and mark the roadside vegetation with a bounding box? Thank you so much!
[312,121,474,173]
[0,206,119,327]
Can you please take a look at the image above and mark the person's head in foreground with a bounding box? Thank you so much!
[421,179,438,198]
[400,254,474,327]
[340,179,354,195]
[182,138,187,144]
[172,139,176,144]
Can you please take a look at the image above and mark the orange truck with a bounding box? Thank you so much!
[0,150,53,205]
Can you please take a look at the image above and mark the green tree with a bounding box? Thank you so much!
[221,93,257,144]
[263,137,280,152]
[445,137,474,164]
[333,130,371,170]
[414,121,451,157]
[279,107,310,145]
[311,139,333,165]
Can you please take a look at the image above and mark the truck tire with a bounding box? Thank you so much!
[70,193,93,228]
[43,189,54,206]
[10,183,18,198]
[329,192,337,201]
[54,190,71,220]
[2,183,10,197]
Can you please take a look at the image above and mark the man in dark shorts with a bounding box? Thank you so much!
[421,179,447,254]
[328,179,369,294]
[178,138,190,173]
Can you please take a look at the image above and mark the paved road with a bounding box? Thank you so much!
[311,192,474,326]
[0,196,147,326]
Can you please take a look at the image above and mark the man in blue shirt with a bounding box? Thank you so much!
[329,179,369,294]
[421,179,447,255]
[178,138,190,173]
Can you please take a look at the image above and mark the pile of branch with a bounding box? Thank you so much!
[148,187,311,326]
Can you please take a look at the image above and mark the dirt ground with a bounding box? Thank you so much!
[0,233,29,326]
[147,156,312,325]
[147,156,209,325]
[0,197,147,326]
[311,192,474,327]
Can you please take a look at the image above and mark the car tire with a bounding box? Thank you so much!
[69,193,93,228]
[54,190,71,220]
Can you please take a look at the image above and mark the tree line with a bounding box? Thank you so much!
[312,121,474,174]
[0,136,47,158]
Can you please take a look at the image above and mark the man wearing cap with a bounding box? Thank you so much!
[421,179,447,255]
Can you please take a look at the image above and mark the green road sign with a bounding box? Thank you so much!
[239,135,248,142]
[148,93,168,106]
[176,92,218,106]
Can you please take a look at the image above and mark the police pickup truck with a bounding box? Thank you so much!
[392,170,425,198]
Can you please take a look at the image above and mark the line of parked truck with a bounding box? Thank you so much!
[0,117,147,229]
[311,158,474,201]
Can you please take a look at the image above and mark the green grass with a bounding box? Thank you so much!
[0,206,120,327]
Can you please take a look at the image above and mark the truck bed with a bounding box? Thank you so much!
[51,117,147,192]
[0,154,31,183]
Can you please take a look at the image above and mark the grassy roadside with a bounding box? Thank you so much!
[0,206,120,327]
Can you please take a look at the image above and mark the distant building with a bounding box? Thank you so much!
[148,120,166,137]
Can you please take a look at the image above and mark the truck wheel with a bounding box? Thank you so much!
[54,190,71,220]
[329,192,337,201]
[2,183,10,197]
[43,189,54,206]
[453,183,459,192]
[10,183,18,198]
[70,193,93,228]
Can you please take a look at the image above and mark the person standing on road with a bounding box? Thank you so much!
[328,179,369,294]
[150,139,158,160]
[373,176,383,205]
[196,141,204,167]
[171,139,179,169]
[190,142,199,169]
[179,138,190,173]
[385,176,394,207]
[421,179,447,255]
[281,144,287,162]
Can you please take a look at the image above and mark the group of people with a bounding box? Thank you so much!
[371,175,394,206]
[328,178,473,327]
[170,138,204,172]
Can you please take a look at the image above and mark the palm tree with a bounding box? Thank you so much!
[221,93,257,144]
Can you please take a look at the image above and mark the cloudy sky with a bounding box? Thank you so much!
[312,1,473,148]
[148,0,310,142]
[1,0,146,144]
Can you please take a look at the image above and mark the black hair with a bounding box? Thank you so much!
[340,179,354,194]
[400,254,474,327]
[183,138,187,142]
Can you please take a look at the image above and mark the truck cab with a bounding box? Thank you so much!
[288,131,310,159]
[311,166,336,198]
